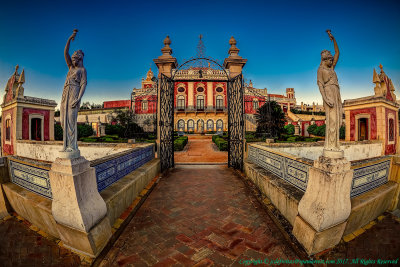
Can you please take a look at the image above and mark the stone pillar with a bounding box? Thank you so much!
[223,36,247,143]
[49,157,111,257]
[223,36,247,79]
[154,36,178,155]
[293,155,353,255]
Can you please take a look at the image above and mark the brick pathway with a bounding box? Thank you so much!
[318,213,400,265]
[101,165,299,266]
[0,216,84,267]
[174,136,227,164]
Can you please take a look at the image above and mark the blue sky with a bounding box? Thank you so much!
[0,0,399,109]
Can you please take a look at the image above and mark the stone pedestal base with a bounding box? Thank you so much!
[49,156,112,257]
[56,216,111,258]
[298,156,353,231]
[293,155,353,255]
[293,216,346,255]
[265,138,274,144]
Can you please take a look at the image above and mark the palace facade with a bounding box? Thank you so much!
[132,68,297,133]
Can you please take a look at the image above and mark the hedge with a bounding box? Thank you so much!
[212,135,228,151]
[174,136,188,151]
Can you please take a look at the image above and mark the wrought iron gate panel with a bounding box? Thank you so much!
[159,73,174,171]
[228,73,244,170]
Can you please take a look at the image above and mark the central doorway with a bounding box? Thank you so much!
[158,57,244,172]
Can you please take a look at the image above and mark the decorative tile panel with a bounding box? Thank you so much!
[248,144,392,199]
[351,158,391,198]
[248,145,310,191]
[9,159,52,199]
[93,146,154,192]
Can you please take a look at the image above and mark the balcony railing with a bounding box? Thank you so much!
[174,107,227,113]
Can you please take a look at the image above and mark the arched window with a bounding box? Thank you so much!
[216,95,223,110]
[253,99,259,110]
[177,95,185,110]
[197,95,204,110]
[142,100,148,111]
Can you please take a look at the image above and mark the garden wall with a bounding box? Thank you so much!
[15,140,135,161]
[266,140,383,161]
[0,143,160,239]
[245,143,399,237]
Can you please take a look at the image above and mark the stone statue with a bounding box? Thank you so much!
[60,29,87,158]
[317,30,343,158]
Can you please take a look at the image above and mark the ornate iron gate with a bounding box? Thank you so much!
[228,73,244,170]
[159,73,174,171]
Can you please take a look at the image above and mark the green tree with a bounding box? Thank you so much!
[284,124,295,135]
[78,124,94,139]
[254,101,286,138]
[111,109,145,138]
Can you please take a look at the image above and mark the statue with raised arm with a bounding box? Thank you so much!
[317,30,343,158]
[60,29,87,158]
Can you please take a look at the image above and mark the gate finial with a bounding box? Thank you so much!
[161,35,172,56]
[228,36,240,57]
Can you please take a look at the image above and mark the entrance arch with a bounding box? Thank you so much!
[158,55,244,171]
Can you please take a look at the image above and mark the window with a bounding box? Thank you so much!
[216,87,223,93]
[177,95,185,110]
[177,87,185,93]
[5,119,10,141]
[197,95,204,110]
[142,100,148,111]
[216,96,223,110]
[253,99,259,110]
[197,87,204,93]
[389,118,394,141]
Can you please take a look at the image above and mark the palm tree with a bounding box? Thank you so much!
[254,101,285,138]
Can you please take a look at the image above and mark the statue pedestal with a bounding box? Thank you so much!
[49,156,111,257]
[293,156,353,255]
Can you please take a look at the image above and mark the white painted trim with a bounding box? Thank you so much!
[28,113,44,141]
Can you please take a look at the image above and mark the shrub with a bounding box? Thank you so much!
[212,135,228,151]
[284,124,295,135]
[315,124,326,137]
[307,124,318,135]
[54,123,63,141]
[78,124,94,139]
[174,136,188,151]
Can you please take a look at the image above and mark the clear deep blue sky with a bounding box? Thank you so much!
[0,0,399,109]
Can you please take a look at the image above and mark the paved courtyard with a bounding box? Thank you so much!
[174,136,228,164]
[100,165,300,266]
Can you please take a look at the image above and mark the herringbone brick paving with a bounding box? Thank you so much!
[0,216,84,267]
[101,165,300,266]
